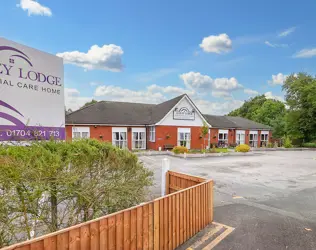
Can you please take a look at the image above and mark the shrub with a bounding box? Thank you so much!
[283,136,293,148]
[267,142,274,148]
[172,146,188,154]
[211,144,217,153]
[229,143,237,148]
[235,144,251,152]
[302,142,316,148]
[0,139,153,247]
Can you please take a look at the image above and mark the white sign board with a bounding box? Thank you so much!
[0,37,65,141]
[173,107,195,120]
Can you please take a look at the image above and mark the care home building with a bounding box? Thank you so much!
[65,94,272,150]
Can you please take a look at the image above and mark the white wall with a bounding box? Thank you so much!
[156,96,207,127]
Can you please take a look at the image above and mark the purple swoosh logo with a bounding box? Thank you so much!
[0,46,32,67]
[10,54,33,67]
[0,112,25,127]
[0,100,24,117]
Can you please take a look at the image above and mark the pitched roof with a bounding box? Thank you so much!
[225,116,271,130]
[203,115,271,130]
[149,94,185,124]
[203,115,237,128]
[66,94,271,130]
[66,94,186,125]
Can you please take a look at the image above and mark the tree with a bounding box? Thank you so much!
[81,99,98,109]
[283,73,316,141]
[200,121,209,150]
[228,95,286,138]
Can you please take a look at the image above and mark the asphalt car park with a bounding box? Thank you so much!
[139,151,316,249]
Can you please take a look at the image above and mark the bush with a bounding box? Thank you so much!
[173,146,188,154]
[267,142,274,148]
[235,144,251,152]
[283,136,293,148]
[302,142,316,148]
[229,143,237,148]
[0,139,153,247]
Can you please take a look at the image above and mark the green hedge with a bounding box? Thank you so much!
[302,142,316,148]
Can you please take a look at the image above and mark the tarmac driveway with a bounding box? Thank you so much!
[139,151,316,249]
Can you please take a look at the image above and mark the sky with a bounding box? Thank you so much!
[2,0,316,115]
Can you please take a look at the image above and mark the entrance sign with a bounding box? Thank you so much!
[173,107,195,120]
[0,37,65,141]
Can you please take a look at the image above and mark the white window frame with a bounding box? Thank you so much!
[218,129,228,147]
[260,131,269,147]
[112,127,127,149]
[132,128,146,150]
[177,128,191,149]
[236,130,245,145]
[72,127,90,139]
[149,126,155,142]
[249,130,258,147]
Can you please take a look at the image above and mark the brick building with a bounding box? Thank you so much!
[66,94,272,150]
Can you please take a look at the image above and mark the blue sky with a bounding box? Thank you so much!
[3,0,316,114]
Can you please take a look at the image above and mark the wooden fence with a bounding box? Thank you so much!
[2,171,213,250]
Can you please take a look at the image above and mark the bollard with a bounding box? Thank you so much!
[161,158,170,196]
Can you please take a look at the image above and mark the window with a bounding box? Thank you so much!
[178,128,191,149]
[249,131,258,147]
[72,127,90,139]
[218,130,228,147]
[149,126,155,142]
[260,131,269,147]
[112,131,127,149]
[236,130,245,145]
[133,131,146,149]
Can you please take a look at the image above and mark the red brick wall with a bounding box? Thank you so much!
[210,128,218,145]
[245,130,250,145]
[65,125,146,150]
[228,129,235,145]
[257,130,261,147]
[153,126,208,150]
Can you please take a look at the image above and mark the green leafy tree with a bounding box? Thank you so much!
[283,73,316,141]
[228,95,286,138]
[81,99,98,109]
[200,121,209,150]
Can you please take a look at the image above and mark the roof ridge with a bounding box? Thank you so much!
[66,101,100,116]
[98,100,157,105]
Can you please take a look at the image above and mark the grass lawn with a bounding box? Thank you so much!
[213,148,228,153]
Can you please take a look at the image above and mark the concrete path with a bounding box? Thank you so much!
[139,151,316,249]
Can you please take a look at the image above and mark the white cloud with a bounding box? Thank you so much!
[57,44,124,72]
[180,72,213,89]
[293,48,316,58]
[278,27,296,37]
[180,72,242,92]
[64,88,93,111]
[211,91,232,98]
[213,77,242,91]
[94,85,166,104]
[194,98,244,115]
[147,84,195,96]
[17,0,52,16]
[265,41,288,48]
[199,33,232,54]
[268,73,288,85]
[265,91,284,102]
[244,88,259,96]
